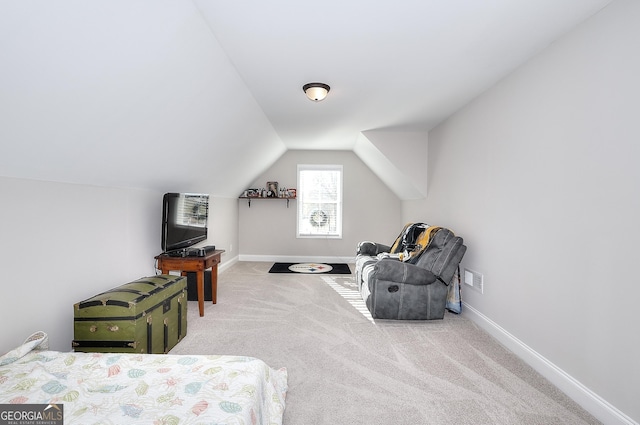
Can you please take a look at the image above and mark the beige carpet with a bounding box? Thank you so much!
[170,261,600,425]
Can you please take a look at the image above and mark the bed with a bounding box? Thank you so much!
[0,332,287,424]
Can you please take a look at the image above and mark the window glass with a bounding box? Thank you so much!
[297,164,342,238]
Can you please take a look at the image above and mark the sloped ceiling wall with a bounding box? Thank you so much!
[0,1,285,198]
[0,1,617,202]
[354,130,428,200]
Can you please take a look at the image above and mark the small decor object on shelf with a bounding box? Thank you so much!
[239,185,295,207]
[266,181,278,198]
[244,189,261,197]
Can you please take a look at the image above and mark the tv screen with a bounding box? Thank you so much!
[161,193,209,252]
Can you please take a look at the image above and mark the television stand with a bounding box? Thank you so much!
[155,249,224,317]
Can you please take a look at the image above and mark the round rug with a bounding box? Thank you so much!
[288,263,334,273]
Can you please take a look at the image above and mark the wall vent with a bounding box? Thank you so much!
[463,268,484,294]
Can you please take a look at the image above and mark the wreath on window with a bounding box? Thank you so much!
[309,209,328,226]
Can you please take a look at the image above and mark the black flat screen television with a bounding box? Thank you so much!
[161,193,209,253]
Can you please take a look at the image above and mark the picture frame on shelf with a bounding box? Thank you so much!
[266,181,278,198]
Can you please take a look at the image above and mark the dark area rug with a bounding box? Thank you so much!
[268,262,352,274]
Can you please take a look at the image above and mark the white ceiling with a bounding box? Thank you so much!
[194,0,612,150]
[0,0,613,197]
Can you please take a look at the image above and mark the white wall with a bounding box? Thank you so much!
[239,150,403,261]
[207,196,240,263]
[355,130,429,200]
[0,177,158,353]
[421,0,639,423]
[0,177,238,354]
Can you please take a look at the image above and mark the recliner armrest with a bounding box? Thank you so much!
[357,241,391,256]
[372,258,437,286]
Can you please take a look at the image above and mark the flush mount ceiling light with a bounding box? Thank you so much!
[303,82,330,102]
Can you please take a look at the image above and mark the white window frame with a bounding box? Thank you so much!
[297,164,343,239]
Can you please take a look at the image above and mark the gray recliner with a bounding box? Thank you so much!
[355,224,466,320]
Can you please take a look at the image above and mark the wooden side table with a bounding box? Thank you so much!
[155,250,224,317]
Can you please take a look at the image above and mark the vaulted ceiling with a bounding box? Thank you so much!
[0,0,612,199]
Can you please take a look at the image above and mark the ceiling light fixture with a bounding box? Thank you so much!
[303,82,330,102]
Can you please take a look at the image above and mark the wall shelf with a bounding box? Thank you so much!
[239,196,296,208]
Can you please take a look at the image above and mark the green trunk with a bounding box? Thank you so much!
[72,275,187,354]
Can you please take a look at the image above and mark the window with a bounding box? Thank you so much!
[297,164,342,238]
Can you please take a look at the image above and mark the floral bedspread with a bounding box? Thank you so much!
[0,332,287,424]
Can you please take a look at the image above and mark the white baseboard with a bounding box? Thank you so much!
[238,254,356,263]
[462,302,637,425]
[219,254,239,273]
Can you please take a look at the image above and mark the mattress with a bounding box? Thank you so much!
[0,332,287,424]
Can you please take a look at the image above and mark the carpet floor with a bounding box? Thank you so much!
[170,261,600,425]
